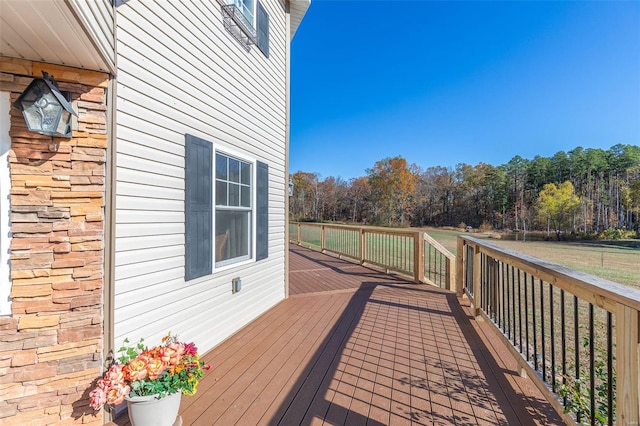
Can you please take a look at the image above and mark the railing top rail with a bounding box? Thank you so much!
[291,222,420,237]
[363,228,419,237]
[460,235,640,311]
[292,222,323,228]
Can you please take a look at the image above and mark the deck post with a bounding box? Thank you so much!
[360,228,366,265]
[414,232,424,283]
[320,224,325,252]
[616,303,640,425]
[446,256,455,293]
[472,244,481,317]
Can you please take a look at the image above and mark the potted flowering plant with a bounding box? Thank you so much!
[90,332,210,425]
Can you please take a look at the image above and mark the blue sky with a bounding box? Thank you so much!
[289,0,640,181]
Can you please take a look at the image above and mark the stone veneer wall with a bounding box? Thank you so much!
[0,58,108,425]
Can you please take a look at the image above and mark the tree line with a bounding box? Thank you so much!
[289,144,640,237]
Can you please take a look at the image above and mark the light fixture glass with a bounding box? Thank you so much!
[14,72,76,138]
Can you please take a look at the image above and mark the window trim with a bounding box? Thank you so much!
[185,134,267,281]
[1,91,12,316]
[214,150,255,268]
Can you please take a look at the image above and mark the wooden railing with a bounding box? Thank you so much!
[289,225,640,422]
[457,235,640,425]
[289,222,456,290]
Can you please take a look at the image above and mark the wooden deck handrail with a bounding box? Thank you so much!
[289,222,455,289]
[457,235,640,425]
[423,232,456,291]
[459,236,640,311]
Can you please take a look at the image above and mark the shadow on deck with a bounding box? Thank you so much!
[116,244,564,425]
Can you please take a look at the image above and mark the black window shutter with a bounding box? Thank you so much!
[256,161,268,261]
[185,134,213,280]
[256,1,269,58]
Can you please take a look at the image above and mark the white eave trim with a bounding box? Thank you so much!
[289,0,310,39]
[67,0,117,74]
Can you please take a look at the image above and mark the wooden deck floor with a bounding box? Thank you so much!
[115,245,564,425]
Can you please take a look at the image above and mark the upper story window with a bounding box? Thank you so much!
[222,0,269,57]
[233,0,255,29]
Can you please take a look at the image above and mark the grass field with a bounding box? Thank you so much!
[419,227,640,289]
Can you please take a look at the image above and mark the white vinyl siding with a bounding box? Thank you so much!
[114,0,287,352]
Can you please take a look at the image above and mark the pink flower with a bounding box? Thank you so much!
[183,342,197,356]
[102,364,126,387]
[124,356,149,381]
[89,365,130,409]
[89,384,107,410]
[106,382,130,406]
[160,342,185,366]
[146,357,167,380]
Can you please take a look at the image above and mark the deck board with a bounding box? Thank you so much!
[113,244,564,425]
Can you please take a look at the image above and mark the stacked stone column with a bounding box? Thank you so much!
[0,58,107,425]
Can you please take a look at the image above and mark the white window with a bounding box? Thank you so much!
[215,152,253,267]
[233,0,255,27]
[222,0,269,57]
[0,91,12,316]
[185,134,268,281]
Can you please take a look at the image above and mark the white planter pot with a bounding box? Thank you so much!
[125,392,181,426]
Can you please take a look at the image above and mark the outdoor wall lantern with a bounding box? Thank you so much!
[14,71,76,138]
